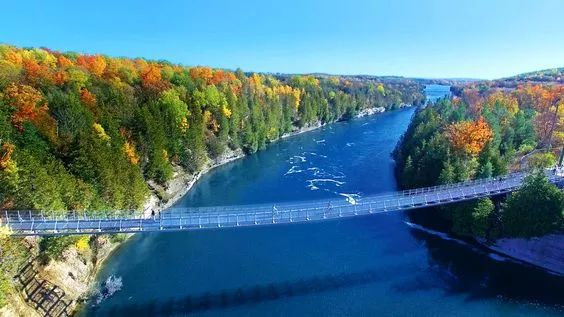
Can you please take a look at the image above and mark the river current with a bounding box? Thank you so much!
[84,86,563,316]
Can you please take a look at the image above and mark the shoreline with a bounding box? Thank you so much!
[478,234,564,276]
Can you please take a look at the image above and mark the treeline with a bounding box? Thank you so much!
[0,45,424,215]
[394,84,564,239]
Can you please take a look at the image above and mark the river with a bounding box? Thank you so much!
[83,86,563,316]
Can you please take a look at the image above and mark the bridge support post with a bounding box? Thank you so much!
[4,210,8,225]
[236,214,239,226]
[254,213,257,225]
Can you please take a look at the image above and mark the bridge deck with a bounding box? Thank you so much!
[2,172,562,236]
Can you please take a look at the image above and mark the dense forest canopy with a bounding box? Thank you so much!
[0,45,424,215]
[394,82,564,239]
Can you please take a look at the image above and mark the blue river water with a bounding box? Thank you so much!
[84,86,563,316]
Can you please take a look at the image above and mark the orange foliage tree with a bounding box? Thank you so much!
[3,83,48,130]
[123,140,140,165]
[56,54,74,68]
[141,64,168,93]
[514,84,564,146]
[80,88,97,108]
[22,58,52,85]
[446,117,493,156]
[189,66,213,85]
[53,70,68,86]
[76,55,107,77]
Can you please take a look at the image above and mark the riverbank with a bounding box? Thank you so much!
[479,234,564,276]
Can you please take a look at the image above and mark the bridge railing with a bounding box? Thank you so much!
[1,170,561,232]
[0,171,530,224]
[5,177,527,235]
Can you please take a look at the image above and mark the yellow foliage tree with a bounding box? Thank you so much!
[0,143,15,170]
[486,91,519,116]
[222,105,232,118]
[179,117,189,133]
[75,236,90,251]
[123,141,140,165]
[93,123,110,141]
[292,88,301,111]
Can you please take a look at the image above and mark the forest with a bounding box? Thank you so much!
[0,45,425,307]
[394,83,564,240]
[0,45,424,214]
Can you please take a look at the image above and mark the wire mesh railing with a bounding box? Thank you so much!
[2,170,562,235]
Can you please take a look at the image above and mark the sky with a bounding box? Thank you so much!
[1,0,563,79]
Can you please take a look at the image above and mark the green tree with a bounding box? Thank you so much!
[503,173,564,237]
[471,198,495,238]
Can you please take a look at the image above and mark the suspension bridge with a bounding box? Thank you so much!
[2,171,563,236]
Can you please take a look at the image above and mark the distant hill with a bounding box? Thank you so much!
[504,67,564,83]
[487,67,564,89]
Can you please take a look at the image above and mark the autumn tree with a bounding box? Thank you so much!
[3,83,48,130]
[0,143,14,170]
[76,55,107,77]
[140,64,168,93]
[22,58,52,85]
[80,88,97,108]
[189,66,213,85]
[446,117,493,156]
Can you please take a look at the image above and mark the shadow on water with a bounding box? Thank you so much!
[91,264,414,316]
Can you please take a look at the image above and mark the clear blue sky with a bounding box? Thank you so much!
[1,0,563,79]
